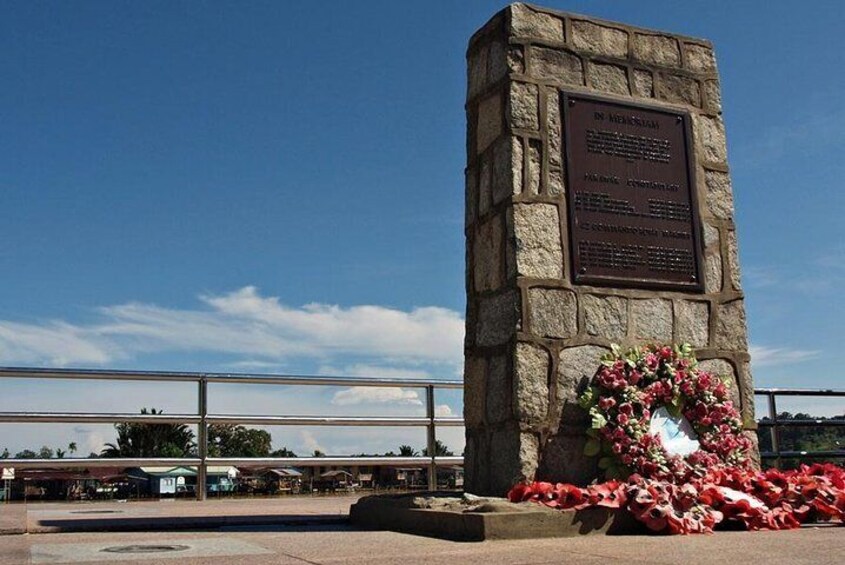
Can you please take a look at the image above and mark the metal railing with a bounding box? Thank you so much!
[0,367,463,499]
[1,366,843,498]
[755,388,845,464]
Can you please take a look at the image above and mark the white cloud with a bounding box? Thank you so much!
[317,363,432,380]
[0,321,114,366]
[0,286,464,368]
[299,430,326,455]
[750,345,820,368]
[434,404,453,417]
[331,387,423,407]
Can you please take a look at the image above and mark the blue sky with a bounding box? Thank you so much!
[1,1,843,456]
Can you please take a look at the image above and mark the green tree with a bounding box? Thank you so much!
[270,447,297,457]
[421,440,454,457]
[1,448,8,459]
[14,449,37,459]
[101,408,195,457]
[398,445,418,456]
[312,450,326,457]
[207,424,273,457]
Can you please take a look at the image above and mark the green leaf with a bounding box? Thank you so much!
[583,438,601,457]
[591,412,608,429]
[666,402,682,418]
[578,386,598,409]
[598,456,612,470]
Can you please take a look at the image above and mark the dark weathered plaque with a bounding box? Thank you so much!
[562,93,704,291]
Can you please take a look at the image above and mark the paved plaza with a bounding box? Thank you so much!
[1,497,843,564]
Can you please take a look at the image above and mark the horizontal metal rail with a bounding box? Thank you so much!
[0,413,465,427]
[2,365,843,493]
[0,366,464,497]
[754,389,845,466]
[0,366,463,388]
[2,456,464,470]
[754,387,845,397]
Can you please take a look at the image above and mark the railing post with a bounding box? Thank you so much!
[425,385,437,492]
[767,391,781,469]
[196,376,208,501]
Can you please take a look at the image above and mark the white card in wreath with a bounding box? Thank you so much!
[649,406,700,456]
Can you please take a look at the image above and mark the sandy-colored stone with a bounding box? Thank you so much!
[537,432,599,486]
[675,300,709,348]
[477,94,502,154]
[727,229,742,290]
[509,45,525,74]
[509,82,539,130]
[546,88,564,196]
[492,137,522,204]
[473,216,504,292]
[465,168,478,228]
[631,298,673,342]
[705,169,734,220]
[736,360,756,423]
[634,33,681,67]
[546,88,561,167]
[488,40,509,84]
[477,290,520,346]
[527,139,541,195]
[658,73,701,107]
[510,4,564,41]
[489,426,539,494]
[695,114,728,163]
[486,355,511,424]
[463,355,486,427]
[705,253,723,293]
[528,287,577,339]
[583,294,627,340]
[511,203,563,279]
[715,300,748,350]
[685,43,716,72]
[704,79,721,113]
[703,221,719,250]
[514,342,550,424]
[468,45,489,99]
[632,69,654,98]
[571,20,628,58]
[589,62,629,95]
[478,156,492,216]
[557,345,609,424]
[529,46,584,85]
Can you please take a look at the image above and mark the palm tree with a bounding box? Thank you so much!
[101,408,195,457]
[421,440,454,457]
[398,445,419,457]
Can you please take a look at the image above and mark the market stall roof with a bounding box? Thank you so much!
[17,467,132,482]
[263,468,302,478]
[320,470,353,479]
[137,466,238,477]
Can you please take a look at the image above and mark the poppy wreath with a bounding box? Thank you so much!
[577,343,753,481]
[507,344,845,534]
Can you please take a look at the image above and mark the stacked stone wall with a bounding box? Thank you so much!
[464,3,755,495]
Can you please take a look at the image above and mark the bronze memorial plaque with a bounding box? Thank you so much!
[562,93,704,291]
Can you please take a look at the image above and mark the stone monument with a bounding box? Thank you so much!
[464,3,756,495]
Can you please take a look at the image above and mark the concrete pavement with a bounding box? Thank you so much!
[1,523,843,565]
[0,497,842,564]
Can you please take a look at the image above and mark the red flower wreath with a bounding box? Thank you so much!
[507,344,845,534]
[577,343,753,482]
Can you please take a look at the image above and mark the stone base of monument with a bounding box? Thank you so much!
[349,492,644,541]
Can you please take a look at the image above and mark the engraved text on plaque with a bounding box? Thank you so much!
[562,93,704,291]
